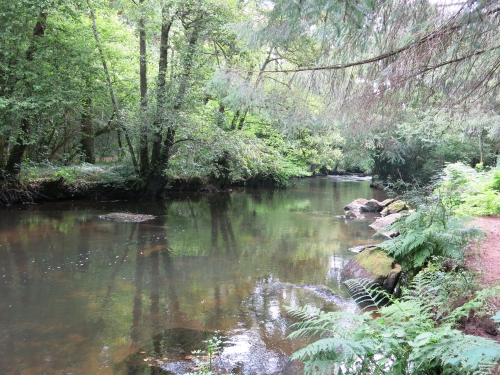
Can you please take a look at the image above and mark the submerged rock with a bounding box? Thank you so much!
[341,248,401,294]
[99,212,156,222]
[348,244,378,254]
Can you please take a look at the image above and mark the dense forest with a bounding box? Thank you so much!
[1,0,499,199]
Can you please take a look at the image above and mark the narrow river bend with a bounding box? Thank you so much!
[0,177,386,375]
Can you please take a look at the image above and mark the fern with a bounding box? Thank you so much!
[344,278,392,311]
[378,205,483,276]
[288,272,500,375]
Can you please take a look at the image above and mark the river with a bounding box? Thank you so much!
[0,176,386,375]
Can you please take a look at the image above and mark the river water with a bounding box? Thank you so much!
[0,177,386,375]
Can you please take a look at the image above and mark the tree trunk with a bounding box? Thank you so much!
[145,10,202,199]
[150,6,174,171]
[5,119,31,177]
[80,97,95,164]
[5,13,47,179]
[138,0,149,176]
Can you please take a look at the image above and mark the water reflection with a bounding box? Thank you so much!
[0,178,385,375]
[208,193,236,255]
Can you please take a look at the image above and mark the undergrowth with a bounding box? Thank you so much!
[288,264,500,375]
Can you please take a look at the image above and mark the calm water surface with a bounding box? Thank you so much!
[0,177,386,375]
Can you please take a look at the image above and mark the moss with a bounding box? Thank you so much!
[354,248,401,277]
[387,200,407,212]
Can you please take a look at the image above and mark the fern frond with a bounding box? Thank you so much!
[411,327,500,374]
[287,306,364,339]
[344,278,393,310]
[292,337,387,375]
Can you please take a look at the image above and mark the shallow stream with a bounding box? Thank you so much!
[0,177,386,375]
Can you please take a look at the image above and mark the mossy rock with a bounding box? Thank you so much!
[381,200,408,216]
[341,248,401,294]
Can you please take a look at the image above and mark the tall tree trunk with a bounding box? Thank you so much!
[478,129,485,165]
[146,10,202,198]
[157,24,200,167]
[138,0,149,176]
[5,13,47,179]
[146,6,174,197]
[80,97,95,163]
[87,0,138,173]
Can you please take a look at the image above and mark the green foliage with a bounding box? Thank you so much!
[20,161,137,190]
[378,204,483,276]
[53,167,78,183]
[184,333,231,375]
[432,163,500,216]
[490,171,500,192]
[288,268,500,375]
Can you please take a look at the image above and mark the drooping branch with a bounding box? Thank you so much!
[250,4,500,78]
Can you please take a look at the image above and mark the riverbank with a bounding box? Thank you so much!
[0,178,141,205]
[0,176,242,205]
[0,171,373,206]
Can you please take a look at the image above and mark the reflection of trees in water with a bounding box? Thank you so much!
[0,243,13,298]
[208,193,236,255]
[75,223,93,271]
[126,214,192,374]
[332,181,341,204]
[130,225,147,351]
[8,240,31,308]
[161,249,186,325]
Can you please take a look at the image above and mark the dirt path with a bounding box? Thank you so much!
[462,216,500,344]
[467,216,500,288]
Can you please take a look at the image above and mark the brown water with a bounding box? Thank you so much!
[0,177,386,375]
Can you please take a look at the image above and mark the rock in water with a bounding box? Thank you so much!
[99,212,156,223]
[344,198,369,212]
[369,213,403,238]
[348,244,378,254]
[341,248,401,294]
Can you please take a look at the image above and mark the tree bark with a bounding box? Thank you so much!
[150,5,174,170]
[80,97,95,164]
[145,13,201,198]
[138,0,149,176]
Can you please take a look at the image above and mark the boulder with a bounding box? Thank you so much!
[344,198,369,211]
[344,198,386,220]
[369,213,402,238]
[341,248,401,294]
[359,199,384,212]
[381,200,408,216]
